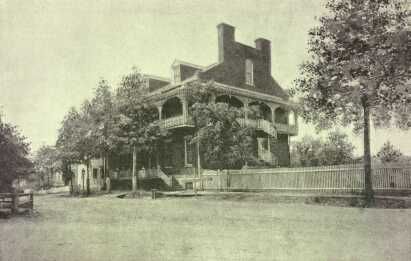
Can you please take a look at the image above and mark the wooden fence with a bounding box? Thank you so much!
[200,164,411,193]
[0,192,34,216]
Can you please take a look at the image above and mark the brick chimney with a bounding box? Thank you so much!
[217,23,235,63]
[255,38,271,75]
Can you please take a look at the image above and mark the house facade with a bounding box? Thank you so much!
[70,158,104,192]
[132,23,298,188]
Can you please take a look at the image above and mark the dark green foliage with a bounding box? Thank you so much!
[0,119,33,192]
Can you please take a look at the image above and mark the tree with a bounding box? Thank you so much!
[56,107,82,191]
[376,141,402,163]
[34,145,61,189]
[292,0,410,203]
[322,131,355,165]
[0,118,33,192]
[88,79,118,180]
[291,136,324,167]
[115,67,167,192]
[188,82,259,169]
[56,101,97,195]
[291,131,354,166]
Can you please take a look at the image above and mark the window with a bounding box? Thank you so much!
[184,137,194,166]
[245,59,254,86]
[93,168,98,179]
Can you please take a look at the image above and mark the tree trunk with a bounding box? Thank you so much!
[132,145,137,193]
[106,153,110,178]
[362,100,374,205]
[70,175,74,195]
[86,158,90,196]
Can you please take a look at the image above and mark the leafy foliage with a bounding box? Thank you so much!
[0,119,33,192]
[33,145,61,189]
[88,80,118,156]
[191,101,258,170]
[115,68,168,159]
[376,141,402,163]
[292,0,410,131]
[291,130,355,167]
[291,136,324,167]
[292,0,410,201]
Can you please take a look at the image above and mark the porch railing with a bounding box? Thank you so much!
[138,168,172,186]
[274,123,298,136]
[237,118,277,137]
[157,115,194,129]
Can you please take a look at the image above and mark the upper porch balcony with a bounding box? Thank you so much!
[154,94,298,136]
[158,115,194,129]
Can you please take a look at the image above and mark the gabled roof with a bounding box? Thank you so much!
[172,59,205,70]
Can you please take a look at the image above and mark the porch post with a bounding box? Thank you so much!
[271,105,279,124]
[182,96,188,120]
[244,102,249,121]
[157,105,163,120]
[156,144,160,170]
[293,110,298,127]
[184,138,188,166]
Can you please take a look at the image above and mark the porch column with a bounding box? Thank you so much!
[182,96,188,119]
[184,138,188,166]
[293,110,298,127]
[156,147,160,170]
[244,102,249,121]
[271,105,279,124]
[157,105,163,120]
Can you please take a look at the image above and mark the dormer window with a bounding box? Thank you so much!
[245,59,254,86]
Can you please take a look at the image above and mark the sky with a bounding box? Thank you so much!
[1,0,410,156]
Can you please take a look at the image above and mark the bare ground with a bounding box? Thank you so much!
[0,193,410,261]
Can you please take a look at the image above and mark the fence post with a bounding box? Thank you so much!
[227,170,230,192]
[12,192,18,214]
[152,189,157,200]
[217,169,221,192]
[30,193,34,209]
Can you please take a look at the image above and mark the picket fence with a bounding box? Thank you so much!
[200,164,411,193]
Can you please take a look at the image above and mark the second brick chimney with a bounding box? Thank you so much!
[255,38,271,75]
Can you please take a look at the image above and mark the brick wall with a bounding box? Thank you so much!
[199,23,288,99]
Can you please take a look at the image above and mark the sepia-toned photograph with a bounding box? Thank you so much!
[1,0,410,260]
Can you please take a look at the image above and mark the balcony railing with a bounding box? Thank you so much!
[274,123,298,136]
[237,118,277,137]
[158,115,194,129]
[156,115,297,136]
